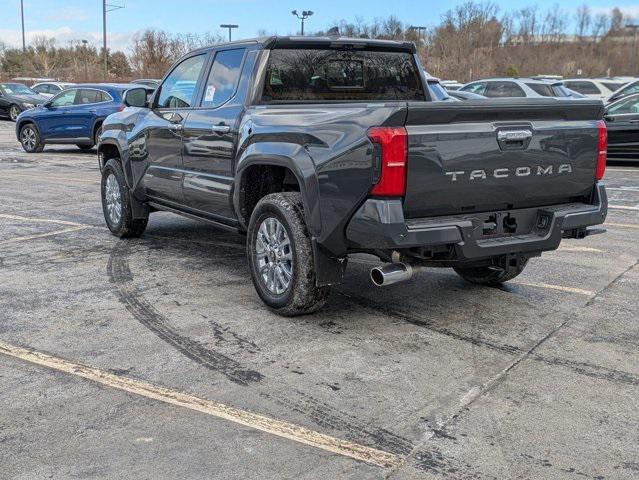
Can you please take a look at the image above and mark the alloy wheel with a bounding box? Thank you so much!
[254,216,294,295]
[104,173,122,226]
[21,127,37,151]
[10,105,20,121]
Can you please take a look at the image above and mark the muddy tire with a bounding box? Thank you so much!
[19,123,44,153]
[101,158,148,238]
[454,259,529,286]
[247,192,331,316]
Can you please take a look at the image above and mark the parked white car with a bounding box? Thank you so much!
[460,78,581,99]
[563,78,627,99]
[30,82,75,98]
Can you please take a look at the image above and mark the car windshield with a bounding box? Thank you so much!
[601,81,626,91]
[262,48,425,102]
[0,83,35,95]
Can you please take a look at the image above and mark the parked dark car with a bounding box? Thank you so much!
[98,36,607,315]
[448,90,486,100]
[604,93,639,161]
[15,84,151,153]
[607,79,639,104]
[0,83,48,121]
[131,79,161,88]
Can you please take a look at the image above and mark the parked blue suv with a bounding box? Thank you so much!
[15,84,144,153]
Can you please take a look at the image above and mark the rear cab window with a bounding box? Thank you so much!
[261,48,425,102]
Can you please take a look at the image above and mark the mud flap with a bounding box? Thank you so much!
[312,239,346,287]
[128,188,150,220]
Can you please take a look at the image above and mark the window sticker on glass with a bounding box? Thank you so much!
[205,85,216,102]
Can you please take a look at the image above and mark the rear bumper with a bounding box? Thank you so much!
[345,183,607,260]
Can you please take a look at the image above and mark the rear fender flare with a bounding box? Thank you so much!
[234,142,321,237]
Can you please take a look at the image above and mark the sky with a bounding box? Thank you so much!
[1,0,639,52]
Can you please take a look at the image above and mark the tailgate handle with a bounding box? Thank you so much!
[497,129,532,150]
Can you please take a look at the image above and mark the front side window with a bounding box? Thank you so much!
[157,54,206,108]
[618,81,639,97]
[32,84,49,94]
[461,82,487,95]
[485,82,526,98]
[201,49,245,108]
[262,49,425,102]
[607,96,639,115]
[50,89,78,107]
[564,81,601,95]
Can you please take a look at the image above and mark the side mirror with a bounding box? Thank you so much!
[124,87,148,108]
[603,114,613,122]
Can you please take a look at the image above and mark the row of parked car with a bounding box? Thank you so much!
[428,75,639,162]
[0,79,159,152]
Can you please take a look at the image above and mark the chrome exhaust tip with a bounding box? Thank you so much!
[370,263,413,287]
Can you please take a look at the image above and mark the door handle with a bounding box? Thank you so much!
[211,125,230,133]
[629,119,639,124]
[168,123,183,132]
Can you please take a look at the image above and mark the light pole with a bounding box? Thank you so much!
[82,39,88,81]
[220,24,238,42]
[409,25,426,47]
[291,10,313,36]
[102,1,124,79]
[20,0,26,51]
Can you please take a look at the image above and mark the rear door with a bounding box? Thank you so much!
[181,47,247,219]
[141,53,208,205]
[402,99,604,218]
[63,88,109,141]
[604,94,639,160]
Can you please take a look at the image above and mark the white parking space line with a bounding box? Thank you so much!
[511,281,595,297]
[606,222,639,230]
[606,187,639,192]
[2,172,98,185]
[0,226,89,245]
[557,245,603,253]
[0,341,400,469]
[608,205,639,211]
[0,213,90,227]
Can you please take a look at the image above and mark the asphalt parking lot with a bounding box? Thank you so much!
[0,118,638,480]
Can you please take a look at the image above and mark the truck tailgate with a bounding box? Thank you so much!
[403,99,604,218]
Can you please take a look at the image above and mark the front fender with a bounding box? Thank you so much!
[234,141,322,237]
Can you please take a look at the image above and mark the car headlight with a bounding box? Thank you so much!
[21,103,35,110]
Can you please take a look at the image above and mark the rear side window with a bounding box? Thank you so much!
[525,83,554,97]
[262,49,425,102]
[485,82,526,98]
[601,82,625,91]
[76,89,110,104]
[461,82,487,95]
[564,81,601,95]
[201,48,245,108]
[157,54,206,108]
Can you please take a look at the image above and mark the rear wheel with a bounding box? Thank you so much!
[101,158,148,238]
[247,192,331,316]
[454,258,529,286]
[19,123,44,153]
[9,104,20,122]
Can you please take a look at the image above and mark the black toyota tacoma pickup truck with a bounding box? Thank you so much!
[98,36,608,315]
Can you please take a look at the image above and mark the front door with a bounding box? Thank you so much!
[605,94,639,160]
[182,48,248,219]
[142,53,208,205]
[39,88,78,138]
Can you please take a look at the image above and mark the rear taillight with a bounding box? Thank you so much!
[368,127,408,196]
[595,120,607,181]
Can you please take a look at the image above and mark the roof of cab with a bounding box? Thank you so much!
[187,35,417,55]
